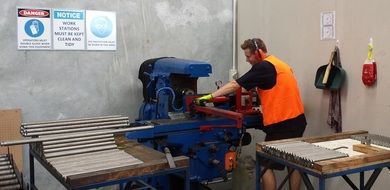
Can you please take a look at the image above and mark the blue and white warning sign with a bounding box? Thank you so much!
[86,10,116,50]
[52,9,85,50]
[17,8,51,50]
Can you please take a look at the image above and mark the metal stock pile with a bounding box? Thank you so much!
[1,115,154,179]
[261,141,349,168]
[0,154,22,190]
[351,134,390,148]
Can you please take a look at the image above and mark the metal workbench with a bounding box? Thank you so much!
[255,131,390,190]
[28,135,190,190]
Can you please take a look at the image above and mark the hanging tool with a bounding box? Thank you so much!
[362,37,377,86]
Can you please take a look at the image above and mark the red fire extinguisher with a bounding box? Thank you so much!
[362,38,377,86]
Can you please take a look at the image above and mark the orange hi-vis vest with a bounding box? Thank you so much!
[257,55,304,126]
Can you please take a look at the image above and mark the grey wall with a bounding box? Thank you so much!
[236,0,390,189]
[1,0,233,189]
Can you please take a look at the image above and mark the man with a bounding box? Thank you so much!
[195,38,306,190]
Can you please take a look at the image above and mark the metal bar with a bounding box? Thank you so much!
[0,178,19,186]
[0,161,11,166]
[29,151,35,190]
[0,169,13,175]
[299,172,314,190]
[22,115,122,126]
[23,120,128,133]
[55,154,141,173]
[44,141,115,153]
[364,168,382,190]
[23,117,129,129]
[0,174,16,181]
[43,134,113,145]
[46,149,120,163]
[0,157,9,162]
[341,175,358,190]
[256,154,261,190]
[51,152,135,170]
[194,106,243,128]
[43,137,114,149]
[0,165,12,170]
[319,177,325,190]
[277,169,294,190]
[61,159,142,177]
[1,125,154,146]
[24,123,129,136]
[0,184,21,190]
[45,144,117,159]
[360,172,365,189]
[134,180,158,190]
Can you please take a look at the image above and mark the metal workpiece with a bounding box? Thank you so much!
[22,120,128,133]
[351,134,390,148]
[44,141,116,153]
[22,116,127,129]
[43,137,114,149]
[262,141,348,167]
[42,134,113,146]
[53,152,139,172]
[22,123,129,137]
[1,125,154,146]
[46,149,120,163]
[44,144,118,159]
[60,158,142,177]
[49,151,131,168]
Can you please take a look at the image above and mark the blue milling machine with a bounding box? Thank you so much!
[126,57,262,189]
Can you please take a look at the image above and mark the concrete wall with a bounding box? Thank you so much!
[235,0,390,189]
[0,0,233,189]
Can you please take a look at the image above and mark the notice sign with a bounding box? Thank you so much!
[17,8,51,50]
[86,10,116,50]
[53,9,85,50]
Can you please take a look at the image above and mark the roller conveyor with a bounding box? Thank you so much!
[0,154,22,190]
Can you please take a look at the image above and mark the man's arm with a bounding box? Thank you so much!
[211,80,241,98]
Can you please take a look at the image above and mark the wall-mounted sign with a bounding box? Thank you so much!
[52,9,85,50]
[17,8,52,50]
[86,10,116,50]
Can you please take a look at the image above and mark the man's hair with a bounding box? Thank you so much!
[240,38,267,53]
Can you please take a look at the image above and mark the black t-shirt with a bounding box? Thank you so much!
[236,61,277,91]
[235,60,307,133]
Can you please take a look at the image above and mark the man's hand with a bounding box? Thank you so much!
[194,94,213,106]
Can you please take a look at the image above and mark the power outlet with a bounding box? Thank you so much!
[320,11,336,40]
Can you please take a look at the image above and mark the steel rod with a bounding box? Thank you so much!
[0,158,8,162]
[42,134,113,145]
[22,116,128,129]
[0,184,21,190]
[22,120,128,133]
[0,161,11,166]
[0,165,12,170]
[24,123,129,136]
[47,149,120,163]
[0,178,19,186]
[0,169,13,175]
[53,153,139,171]
[0,173,16,181]
[44,144,117,159]
[22,115,122,126]
[61,159,142,177]
[43,137,114,149]
[44,141,115,153]
[50,151,131,168]
[1,125,153,146]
